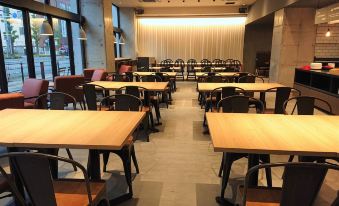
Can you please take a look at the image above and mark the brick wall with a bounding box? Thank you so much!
[315,24,339,58]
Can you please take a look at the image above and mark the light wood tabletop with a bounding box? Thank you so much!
[0,109,146,150]
[198,83,285,92]
[133,72,177,77]
[206,113,339,157]
[195,72,238,77]
[89,81,169,91]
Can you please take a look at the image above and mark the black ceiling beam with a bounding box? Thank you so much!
[0,0,81,22]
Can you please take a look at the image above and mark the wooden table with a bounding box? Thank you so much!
[198,83,285,92]
[134,72,177,77]
[0,109,145,203]
[194,67,225,71]
[195,72,238,77]
[206,113,339,204]
[89,81,169,91]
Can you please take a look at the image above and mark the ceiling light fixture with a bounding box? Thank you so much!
[40,3,53,36]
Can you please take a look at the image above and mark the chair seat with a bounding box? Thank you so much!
[264,108,275,114]
[236,186,281,206]
[54,179,106,206]
[142,106,150,112]
[0,175,10,193]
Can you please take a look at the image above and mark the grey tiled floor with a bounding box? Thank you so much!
[1,81,338,206]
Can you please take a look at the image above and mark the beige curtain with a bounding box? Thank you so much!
[136,17,246,62]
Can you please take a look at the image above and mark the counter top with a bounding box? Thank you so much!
[296,68,339,77]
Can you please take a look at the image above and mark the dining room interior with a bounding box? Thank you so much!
[0,0,338,206]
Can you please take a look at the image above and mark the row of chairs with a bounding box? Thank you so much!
[210,92,338,205]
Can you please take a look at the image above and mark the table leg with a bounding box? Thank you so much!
[38,148,59,179]
[87,149,101,180]
[248,154,259,187]
[7,147,25,205]
[260,92,266,108]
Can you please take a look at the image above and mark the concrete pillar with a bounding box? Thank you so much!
[120,8,137,59]
[81,0,115,72]
[269,8,316,86]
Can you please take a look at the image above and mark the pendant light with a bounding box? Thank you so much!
[78,3,87,40]
[40,3,53,36]
[119,35,125,45]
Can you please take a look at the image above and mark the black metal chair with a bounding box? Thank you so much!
[283,96,336,164]
[174,59,185,81]
[203,86,246,127]
[212,59,223,67]
[264,87,301,114]
[83,84,108,111]
[224,59,234,72]
[118,86,155,136]
[199,75,224,108]
[98,94,142,181]
[215,95,272,203]
[238,74,264,83]
[238,162,339,206]
[187,59,197,80]
[2,152,109,206]
[34,92,78,172]
[110,74,130,82]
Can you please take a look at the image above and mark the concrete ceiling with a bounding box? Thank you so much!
[289,0,338,8]
[112,0,256,8]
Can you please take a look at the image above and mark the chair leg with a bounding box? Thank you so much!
[66,149,77,171]
[131,146,139,174]
[288,155,294,162]
[220,153,234,199]
[102,152,109,172]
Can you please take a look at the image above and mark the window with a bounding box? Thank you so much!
[50,0,78,14]
[71,22,84,75]
[0,6,29,92]
[30,13,53,81]
[53,18,71,76]
[112,4,121,58]
[0,1,85,92]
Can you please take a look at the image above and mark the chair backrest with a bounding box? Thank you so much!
[2,152,94,206]
[35,92,77,110]
[111,74,130,82]
[210,87,246,109]
[83,84,107,111]
[265,87,301,114]
[242,162,338,206]
[118,86,148,99]
[187,59,197,66]
[22,78,49,104]
[141,75,162,82]
[201,59,212,67]
[217,95,264,113]
[174,59,185,67]
[205,75,223,83]
[91,69,107,81]
[54,75,85,103]
[100,94,142,111]
[283,96,333,115]
[118,65,132,75]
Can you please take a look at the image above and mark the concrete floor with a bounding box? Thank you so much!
[1,81,338,206]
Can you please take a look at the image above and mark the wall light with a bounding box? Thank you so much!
[138,17,247,26]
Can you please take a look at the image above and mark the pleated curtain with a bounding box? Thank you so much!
[136,17,246,62]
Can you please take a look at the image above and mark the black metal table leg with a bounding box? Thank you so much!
[248,154,259,187]
[87,149,101,180]
[260,92,266,108]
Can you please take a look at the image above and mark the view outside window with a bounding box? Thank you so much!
[112,5,121,58]
[50,0,78,13]
[29,13,53,81]
[53,18,70,76]
[71,22,84,75]
[0,6,29,92]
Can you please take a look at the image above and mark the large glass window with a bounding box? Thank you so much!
[0,6,29,92]
[53,18,70,76]
[50,0,78,14]
[112,4,121,58]
[71,22,84,75]
[29,13,53,81]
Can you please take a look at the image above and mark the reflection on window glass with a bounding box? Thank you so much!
[29,13,53,81]
[50,0,78,13]
[112,5,119,27]
[114,32,121,58]
[34,0,45,3]
[0,6,29,92]
[71,22,84,75]
[53,18,70,77]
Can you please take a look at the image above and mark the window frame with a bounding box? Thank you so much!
[0,0,84,92]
